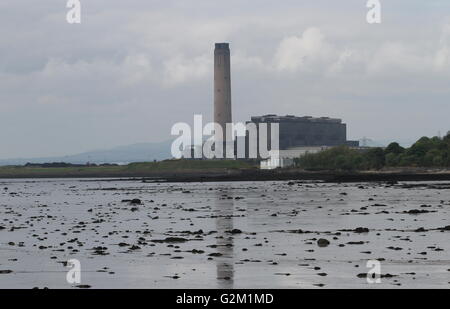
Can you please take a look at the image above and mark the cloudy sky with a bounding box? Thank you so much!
[1,0,449,158]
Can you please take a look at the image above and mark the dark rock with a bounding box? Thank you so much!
[347,241,365,245]
[381,274,397,278]
[358,273,396,279]
[130,199,142,205]
[227,229,242,234]
[208,253,223,257]
[354,227,369,233]
[190,249,205,254]
[414,227,428,232]
[405,209,432,214]
[387,246,403,251]
[317,239,330,247]
[152,237,189,243]
[0,270,13,274]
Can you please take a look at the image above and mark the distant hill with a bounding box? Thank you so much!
[0,140,173,166]
[0,138,418,166]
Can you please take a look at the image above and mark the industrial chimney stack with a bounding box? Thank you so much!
[214,43,232,145]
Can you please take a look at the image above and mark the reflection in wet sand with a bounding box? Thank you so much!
[214,189,234,288]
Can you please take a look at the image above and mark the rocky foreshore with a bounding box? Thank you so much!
[149,169,450,183]
[1,167,450,183]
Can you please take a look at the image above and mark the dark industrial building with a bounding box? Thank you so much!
[208,43,359,160]
[245,114,359,155]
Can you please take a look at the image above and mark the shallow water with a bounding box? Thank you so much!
[0,178,449,288]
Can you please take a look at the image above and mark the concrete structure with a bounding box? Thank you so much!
[260,146,329,169]
[247,115,359,158]
[214,43,232,143]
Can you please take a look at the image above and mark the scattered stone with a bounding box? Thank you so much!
[387,246,403,251]
[354,227,369,233]
[152,237,189,243]
[208,253,223,257]
[131,198,142,205]
[414,227,428,232]
[0,270,13,274]
[317,239,330,247]
[314,283,325,287]
[190,249,205,254]
[404,209,433,214]
[347,241,365,245]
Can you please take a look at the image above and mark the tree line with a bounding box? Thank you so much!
[294,132,450,171]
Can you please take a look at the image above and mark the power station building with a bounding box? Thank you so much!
[248,114,359,151]
[209,42,359,164]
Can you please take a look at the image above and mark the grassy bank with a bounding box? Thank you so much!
[0,159,257,178]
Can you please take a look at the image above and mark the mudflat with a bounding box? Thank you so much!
[0,178,449,288]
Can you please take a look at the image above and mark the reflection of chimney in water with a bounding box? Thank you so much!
[214,189,234,287]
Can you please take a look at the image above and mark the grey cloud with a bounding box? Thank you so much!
[0,0,449,158]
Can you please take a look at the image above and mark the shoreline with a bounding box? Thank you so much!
[147,170,450,183]
[1,168,450,183]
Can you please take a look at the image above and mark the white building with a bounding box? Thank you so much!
[260,146,329,169]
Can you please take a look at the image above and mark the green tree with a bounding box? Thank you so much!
[385,142,404,155]
[363,148,385,169]
[385,152,399,166]
[295,134,450,170]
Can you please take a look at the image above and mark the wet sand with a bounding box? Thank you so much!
[0,178,449,288]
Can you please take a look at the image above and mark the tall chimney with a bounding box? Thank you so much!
[214,43,232,144]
